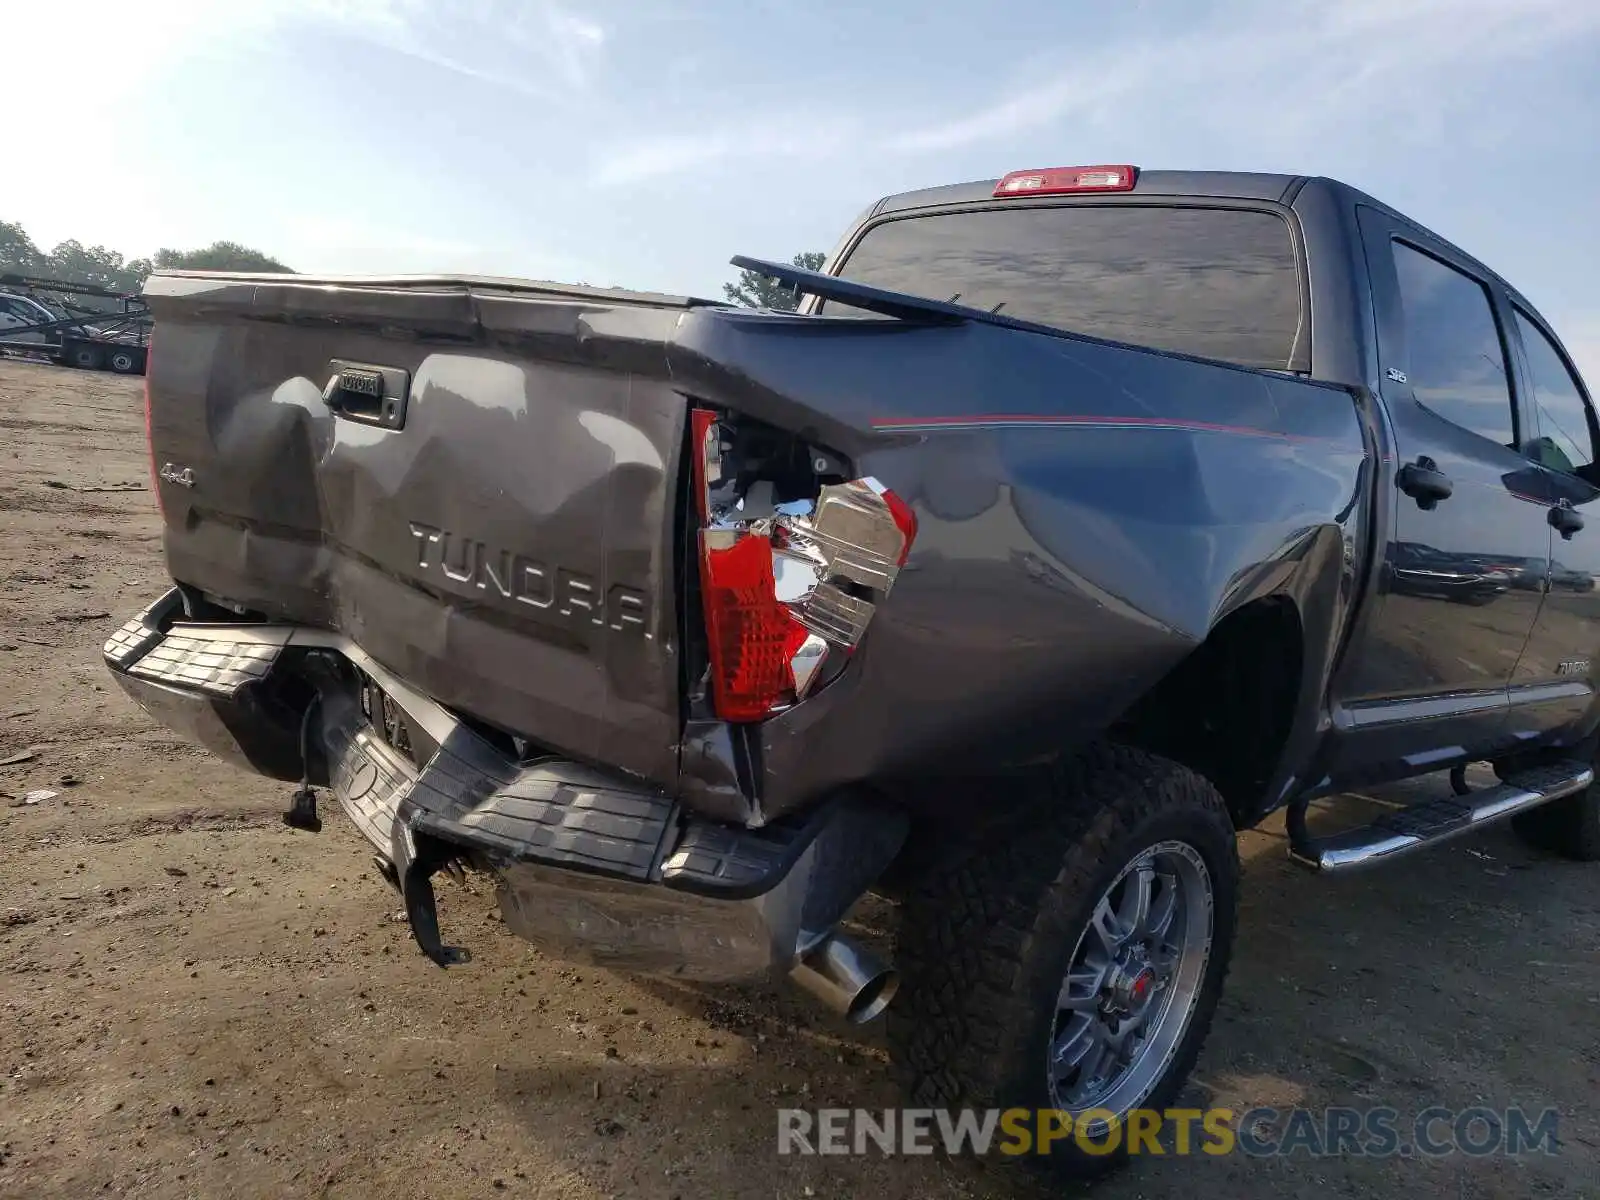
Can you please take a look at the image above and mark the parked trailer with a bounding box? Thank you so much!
[0,274,151,374]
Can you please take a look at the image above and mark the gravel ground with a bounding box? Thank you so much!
[1,358,1597,1199]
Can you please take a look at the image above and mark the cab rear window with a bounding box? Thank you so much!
[829,204,1307,373]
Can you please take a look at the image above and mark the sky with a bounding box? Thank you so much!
[8,0,1599,380]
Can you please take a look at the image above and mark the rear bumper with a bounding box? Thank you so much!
[104,589,904,981]
[102,590,309,780]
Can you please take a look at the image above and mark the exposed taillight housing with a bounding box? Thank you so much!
[691,407,915,722]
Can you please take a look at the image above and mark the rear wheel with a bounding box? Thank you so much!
[887,745,1239,1181]
[1512,786,1600,861]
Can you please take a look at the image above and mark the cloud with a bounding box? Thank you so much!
[5,0,272,94]
[888,0,1600,155]
[588,0,1600,186]
[593,118,859,186]
[594,133,740,185]
[546,9,607,87]
[279,209,610,282]
[4,0,609,103]
[281,221,606,282]
[886,67,1144,155]
[311,0,610,96]
[285,214,486,257]
[548,8,604,43]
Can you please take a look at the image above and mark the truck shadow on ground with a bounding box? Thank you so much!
[492,777,1599,1198]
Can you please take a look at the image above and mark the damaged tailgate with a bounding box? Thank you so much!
[141,271,706,788]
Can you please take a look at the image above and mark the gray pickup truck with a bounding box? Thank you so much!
[108,165,1600,1180]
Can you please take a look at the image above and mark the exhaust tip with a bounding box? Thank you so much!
[844,967,898,1025]
[789,933,897,1024]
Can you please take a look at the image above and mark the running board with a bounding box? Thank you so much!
[1290,760,1593,873]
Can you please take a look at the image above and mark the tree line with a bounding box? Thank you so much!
[1,220,290,308]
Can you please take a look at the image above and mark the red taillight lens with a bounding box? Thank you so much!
[993,164,1137,197]
[879,484,918,566]
[690,406,718,521]
[699,532,811,721]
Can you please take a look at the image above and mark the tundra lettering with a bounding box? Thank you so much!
[407,521,654,637]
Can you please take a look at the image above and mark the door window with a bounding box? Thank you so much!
[1391,241,1516,448]
[1513,309,1596,478]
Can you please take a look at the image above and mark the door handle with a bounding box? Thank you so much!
[1549,503,1584,539]
[1397,456,1453,510]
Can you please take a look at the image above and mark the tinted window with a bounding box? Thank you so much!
[829,206,1305,371]
[1390,241,1515,447]
[1514,309,1594,475]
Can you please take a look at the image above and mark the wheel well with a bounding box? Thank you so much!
[1110,597,1303,827]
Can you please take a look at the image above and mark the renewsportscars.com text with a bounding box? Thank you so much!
[776,1106,1561,1159]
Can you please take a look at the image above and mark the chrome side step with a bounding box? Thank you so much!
[1290,760,1593,873]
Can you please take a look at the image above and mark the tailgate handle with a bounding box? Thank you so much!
[322,361,410,430]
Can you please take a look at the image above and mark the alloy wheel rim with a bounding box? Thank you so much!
[1045,839,1214,1120]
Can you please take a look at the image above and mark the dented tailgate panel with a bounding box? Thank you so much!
[141,274,696,787]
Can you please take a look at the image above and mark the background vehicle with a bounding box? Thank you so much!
[0,291,61,343]
[0,274,150,372]
[108,166,1600,1181]
[1390,542,1517,605]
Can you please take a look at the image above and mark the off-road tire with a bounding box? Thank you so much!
[1512,786,1600,861]
[887,745,1239,1181]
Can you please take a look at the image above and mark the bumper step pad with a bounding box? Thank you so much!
[104,592,293,697]
[408,732,678,882]
[324,714,866,969]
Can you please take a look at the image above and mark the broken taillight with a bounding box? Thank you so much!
[699,532,812,721]
[691,407,915,722]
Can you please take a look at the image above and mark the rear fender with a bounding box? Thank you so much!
[669,307,1370,819]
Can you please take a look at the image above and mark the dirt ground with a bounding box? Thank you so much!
[1,357,1597,1200]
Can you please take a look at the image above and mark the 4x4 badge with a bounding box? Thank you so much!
[158,463,195,488]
